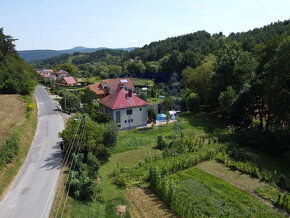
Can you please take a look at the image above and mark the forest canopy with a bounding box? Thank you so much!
[0,28,37,95]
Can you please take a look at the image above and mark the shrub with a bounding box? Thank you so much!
[68,152,101,201]
[276,193,290,213]
[218,86,236,117]
[103,121,118,147]
[0,133,20,169]
[186,93,200,112]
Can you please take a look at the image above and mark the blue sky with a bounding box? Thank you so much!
[0,0,289,50]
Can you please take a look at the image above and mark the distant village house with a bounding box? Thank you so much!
[88,78,134,99]
[61,76,77,86]
[55,70,69,78]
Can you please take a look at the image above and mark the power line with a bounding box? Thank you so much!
[61,116,83,168]
[54,118,84,218]
[60,123,86,218]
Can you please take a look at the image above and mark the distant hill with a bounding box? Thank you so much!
[129,19,290,62]
[18,46,136,62]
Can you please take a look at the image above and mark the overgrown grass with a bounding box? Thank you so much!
[113,113,227,154]
[165,168,284,217]
[0,94,26,142]
[129,78,153,86]
[54,144,158,217]
[0,94,38,198]
[113,142,226,187]
[255,184,281,202]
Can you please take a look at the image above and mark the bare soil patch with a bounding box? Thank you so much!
[126,187,177,218]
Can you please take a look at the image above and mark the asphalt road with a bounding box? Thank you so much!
[0,86,64,218]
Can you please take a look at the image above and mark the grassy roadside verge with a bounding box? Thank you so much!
[50,144,159,217]
[0,94,38,199]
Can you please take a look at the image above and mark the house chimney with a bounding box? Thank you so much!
[128,89,132,98]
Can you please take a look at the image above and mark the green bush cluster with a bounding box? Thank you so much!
[215,151,290,192]
[0,133,20,169]
[276,193,290,213]
[156,133,207,152]
[68,152,101,201]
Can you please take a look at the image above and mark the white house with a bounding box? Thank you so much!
[99,87,148,130]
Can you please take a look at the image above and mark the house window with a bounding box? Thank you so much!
[131,119,133,122]
[127,109,132,115]
[116,111,120,123]
[128,119,130,123]
[139,108,142,111]
[125,120,127,123]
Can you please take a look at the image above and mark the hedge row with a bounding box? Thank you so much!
[0,133,20,169]
[149,167,195,217]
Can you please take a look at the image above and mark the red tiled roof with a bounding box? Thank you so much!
[62,76,77,84]
[56,70,69,75]
[88,83,108,95]
[103,78,134,92]
[99,88,148,110]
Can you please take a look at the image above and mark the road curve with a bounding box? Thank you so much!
[0,86,64,218]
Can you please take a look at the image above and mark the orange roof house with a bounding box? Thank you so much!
[87,82,108,99]
[61,76,77,86]
[88,78,135,99]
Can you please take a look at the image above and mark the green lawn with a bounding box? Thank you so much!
[113,112,228,154]
[170,168,284,217]
[129,78,153,86]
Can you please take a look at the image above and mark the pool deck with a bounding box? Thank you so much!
[136,119,177,129]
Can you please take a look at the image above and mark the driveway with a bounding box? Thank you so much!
[0,85,64,218]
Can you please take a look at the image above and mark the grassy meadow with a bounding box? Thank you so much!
[52,112,289,217]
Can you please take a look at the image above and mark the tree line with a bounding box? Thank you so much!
[0,28,37,95]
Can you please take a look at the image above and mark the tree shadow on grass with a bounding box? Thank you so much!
[180,112,235,144]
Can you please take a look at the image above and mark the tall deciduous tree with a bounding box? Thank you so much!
[182,59,214,104]
[218,86,236,118]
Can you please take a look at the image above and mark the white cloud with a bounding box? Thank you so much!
[128,39,138,42]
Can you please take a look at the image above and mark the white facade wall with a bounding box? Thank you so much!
[113,106,148,130]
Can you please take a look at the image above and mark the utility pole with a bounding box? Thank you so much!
[83,114,86,140]
[64,91,66,112]
[83,114,89,161]
[53,79,56,93]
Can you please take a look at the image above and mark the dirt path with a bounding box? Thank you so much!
[197,160,289,216]
[126,187,178,218]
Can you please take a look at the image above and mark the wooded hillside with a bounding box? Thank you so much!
[0,28,37,95]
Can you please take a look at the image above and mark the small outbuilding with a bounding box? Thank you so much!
[61,76,77,86]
